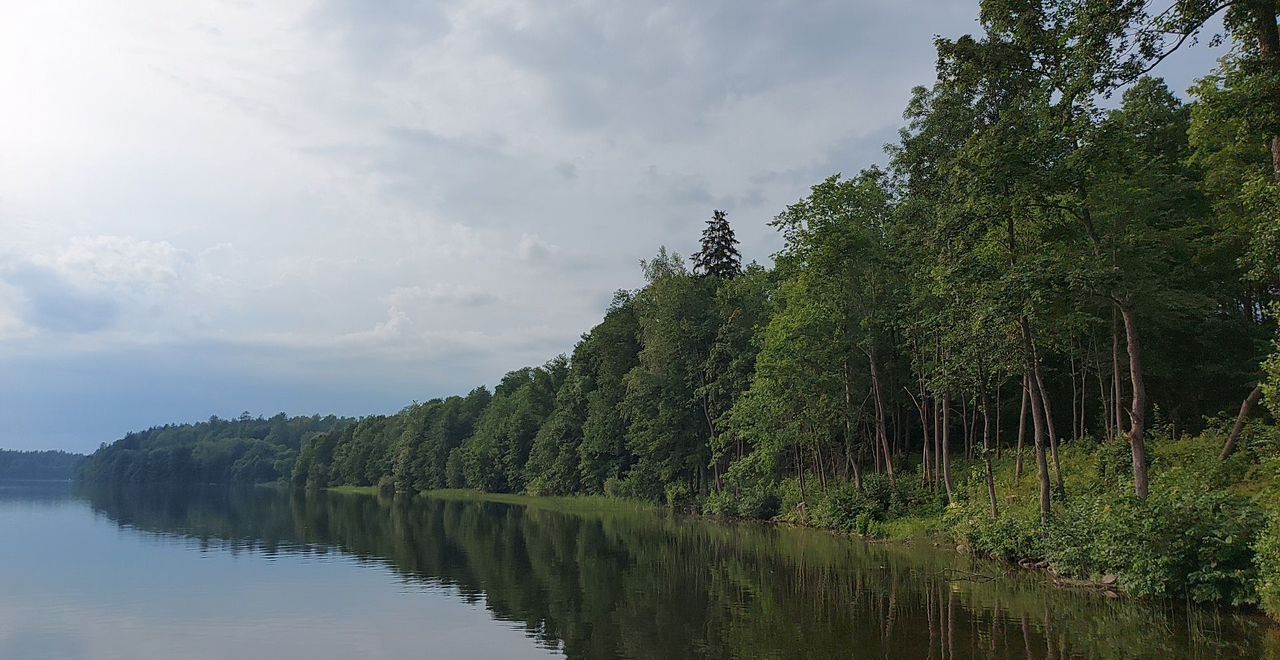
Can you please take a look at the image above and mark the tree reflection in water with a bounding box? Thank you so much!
[80,485,1278,660]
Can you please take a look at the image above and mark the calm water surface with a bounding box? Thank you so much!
[0,481,1274,659]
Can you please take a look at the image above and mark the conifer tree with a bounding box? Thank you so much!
[692,210,742,279]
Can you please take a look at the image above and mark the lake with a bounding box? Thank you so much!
[0,481,1273,659]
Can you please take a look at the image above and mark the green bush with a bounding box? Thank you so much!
[777,477,808,524]
[1094,438,1135,488]
[809,484,870,533]
[947,505,1045,561]
[664,481,692,509]
[703,485,780,520]
[1256,515,1280,619]
[1047,489,1264,603]
[376,474,396,495]
[802,473,930,538]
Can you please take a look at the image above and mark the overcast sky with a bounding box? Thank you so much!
[0,1,1223,452]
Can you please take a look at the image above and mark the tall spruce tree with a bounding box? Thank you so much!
[693,210,743,279]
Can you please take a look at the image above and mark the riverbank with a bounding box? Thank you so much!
[741,425,1280,619]
[346,424,1280,620]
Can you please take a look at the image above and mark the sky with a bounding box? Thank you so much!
[0,1,1225,452]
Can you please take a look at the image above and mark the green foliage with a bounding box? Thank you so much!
[1257,515,1280,618]
[948,506,1046,563]
[1048,488,1264,604]
[0,450,84,480]
[81,413,343,485]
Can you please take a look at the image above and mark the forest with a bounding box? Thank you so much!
[79,1,1280,615]
[77,413,347,484]
[0,449,84,480]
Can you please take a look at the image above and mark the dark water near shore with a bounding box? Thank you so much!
[0,481,1274,659]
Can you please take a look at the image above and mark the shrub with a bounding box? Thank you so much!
[663,481,691,510]
[703,485,780,519]
[376,474,396,495]
[804,473,925,538]
[706,450,782,519]
[777,477,808,524]
[1047,489,1264,603]
[809,484,869,533]
[1094,438,1135,488]
[947,505,1045,561]
[1257,515,1280,620]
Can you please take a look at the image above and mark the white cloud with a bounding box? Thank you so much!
[0,0,1228,450]
[48,235,184,287]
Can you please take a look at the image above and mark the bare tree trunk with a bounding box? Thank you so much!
[962,396,972,457]
[795,443,807,501]
[942,391,954,503]
[1070,349,1080,441]
[1031,346,1064,492]
[1248,0,1280,181]
[814,443,828,491]
[995,382,1003,461]
[1015,374,1028,481]
[1112,305,1126,440]
[1096,349,1112,442]
[933,394,942,490]
[982,394,998,518]
[914,385,932,486]
[1079,347,1088,440]
[1221,384,1264,460]
[1021,319,1052,525]
[868,349,897,487]
[1118,300,1149,499]
[843,367,865,491]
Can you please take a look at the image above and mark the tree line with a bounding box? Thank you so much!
[0,449,84,480]
[78,413,347,484]
[80,0,1280,610]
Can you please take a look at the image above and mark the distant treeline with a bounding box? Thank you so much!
[77,414,349,485]
[0,450,84,480]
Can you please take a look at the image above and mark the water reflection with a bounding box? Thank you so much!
[67,484,1278,660]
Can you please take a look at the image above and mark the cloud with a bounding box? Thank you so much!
[516,234,556,263]
[3,265,118,333]
[0,0,1229,451]
[50,235,184,288]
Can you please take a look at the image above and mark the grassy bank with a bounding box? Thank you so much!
[709,423,1280,617]
[326,485,378,496]
[323,425,1280,619]
[418,489,657,516]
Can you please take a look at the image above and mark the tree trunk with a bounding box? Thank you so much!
[868,349,896,488]
[1070,350,1080,441]
[843,366,865,491]
[1248,0,1280,181]
[1032,348,1065,492]
[942,391,954,503]
[1015,374,1028,481]
[1221,384,1264,460]
[1118,300,1149,499]
[1021,319,1052,525]
[933,395,942,490]
[1078,348,1088,440]
[982,394,998,518]
[1111,306,1126,440]
[795,443,807,501]
[916,386,931,486]
[1096,350,1112,442]
[995,382,1003,461]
